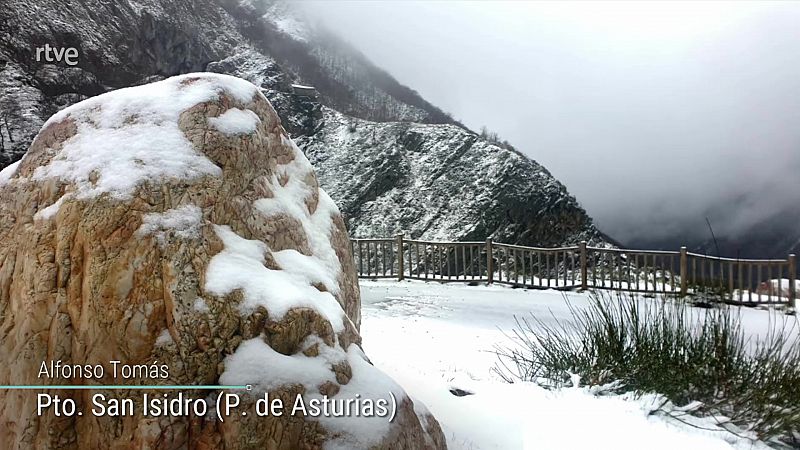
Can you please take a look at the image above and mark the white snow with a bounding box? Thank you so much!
[254,134,342,294]
[31,73,260,199]
[273,249,338,294]
[318,344,409,450]
[208,108,261,135]
[206,49,283,92]
[0,160,21,186]
[221,337,343,391]
[34,194,68,220]
[204,225,346,332]
[361,280,789,450]
[262,2,311,42]
[155,328,174,347]
[193,297,210,313]
[272,16,309,42]
[136,204,203,246]
[220,337,408,450]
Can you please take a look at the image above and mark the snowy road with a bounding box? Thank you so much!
[360,280,783,450]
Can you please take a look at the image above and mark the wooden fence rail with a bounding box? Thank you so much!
[350,235,797,306]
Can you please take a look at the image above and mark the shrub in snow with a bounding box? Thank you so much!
[0,73,445,449]
[495,292,800,446]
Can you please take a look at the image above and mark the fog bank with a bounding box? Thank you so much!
[299,1,800,245]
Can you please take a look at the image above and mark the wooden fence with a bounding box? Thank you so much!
[350,235,798,306]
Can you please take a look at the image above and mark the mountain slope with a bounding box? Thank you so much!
[297,108,604,245]
[227,0,460,125]
[0,0,608,247]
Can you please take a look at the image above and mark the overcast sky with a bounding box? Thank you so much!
[299,1,800,244]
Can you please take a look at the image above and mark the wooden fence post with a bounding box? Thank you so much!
[486,238,494,284]
[396,233,405,281]
[789,254,796,306]
[579,241,588,291]
[680,246,688,296]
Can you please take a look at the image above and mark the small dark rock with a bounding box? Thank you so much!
[449,387,475,397]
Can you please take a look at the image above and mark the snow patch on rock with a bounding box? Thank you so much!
[137,205,203,246]
[32,73,260,199]
[155,329,174,347]
[220,337,407,449]
[255,135,343,294]
[34,194,69,220]
[209,108,261,135]
[220,337,342,392]
[193,297,210,313]
[273,249,338,294]
[0,160,21,186]
[205,225,345,332]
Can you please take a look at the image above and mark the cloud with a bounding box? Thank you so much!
[298,1,800,244]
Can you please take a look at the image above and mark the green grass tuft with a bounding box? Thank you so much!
[495,291,800,445]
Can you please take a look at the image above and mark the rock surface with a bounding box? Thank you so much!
[0,73,445,449]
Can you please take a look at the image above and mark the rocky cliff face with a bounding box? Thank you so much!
[0,73,445,449]
[296,108,606,246]
[0,0,608,248]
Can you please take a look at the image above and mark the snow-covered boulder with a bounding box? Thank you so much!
[0,73,445,449]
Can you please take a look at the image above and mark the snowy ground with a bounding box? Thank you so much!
[360,280,795,450]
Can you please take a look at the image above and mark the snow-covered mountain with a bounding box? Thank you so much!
[0,0,608,246]
[296,108,603,245]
